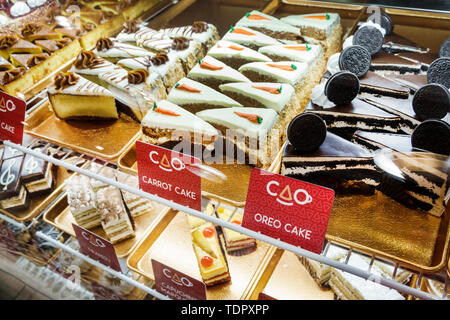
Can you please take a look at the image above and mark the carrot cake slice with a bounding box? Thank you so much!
[196,107,279,167]
[222,26,281,51]
[259,43,324,66]
[187,56,251,91]
[235,10,301,41]
[141,100,218,150]
[280,13,343,57]
[207,40,272,70]
[166,77,242,114]
[98,67,167,122]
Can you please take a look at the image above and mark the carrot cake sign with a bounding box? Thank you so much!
[136,141,202,211]
[242,168,335,254]
[0,91,26,145]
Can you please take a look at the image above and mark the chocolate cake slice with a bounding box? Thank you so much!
[359,71,410,99]
[352,130,412,153]
[0,155,29,213]
[21,147,56,197]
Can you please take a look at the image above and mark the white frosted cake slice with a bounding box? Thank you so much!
[93,38,152,62]
[187,56,251,91]
[239,61,308,87]
[196,107,279,167]
[48,72,118,121]
[259,43,323,65]
[207,40,272,70]
[98,67,167,121]
[166,77,242,113]
[70,51,121,80]
[235,10,301,40]
[222,26,281,51]
[141,100,219,149]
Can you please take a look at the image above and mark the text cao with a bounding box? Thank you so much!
[254,213,312,240]
[141,176,197,200]
[1,122,15,134]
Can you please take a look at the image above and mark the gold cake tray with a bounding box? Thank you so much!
[43,193,172,258]
[24,102,141,162]
[127,210,275,300]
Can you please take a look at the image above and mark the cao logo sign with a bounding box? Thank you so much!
[266,181,313,206]
[0,96,16,113]
[162,268,193,287]
[149,151,186,172]
[82,231,106,248]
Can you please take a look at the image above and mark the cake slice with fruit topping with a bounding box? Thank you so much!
[191,222,231,286]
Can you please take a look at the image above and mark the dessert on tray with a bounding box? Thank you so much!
[116,173,153,218]
[222,26,281,51]
[259,43,324,66]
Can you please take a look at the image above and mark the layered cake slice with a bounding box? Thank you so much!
[187,56,251,91]
[99,67,167,121]
[235,11,301,40]
[166,77,242,113]
[239,61,308,88]
[207,40,272,70]
[141,100,218,150]
[258,44,325,70]
[0,155,29,213]
[70,50,121,81]
[48,72,118,121]
[9,53,49,68]
[93,37,152,63]
[21,147,56,197]
[359,71,410,99]
[0,35,43,59]
[116,173,153,218]
[97,186,135,244]
[205,203,256,253]
[65,175,101,229]
[191,222,231,286]
[19,22,63,41]
[222,26,281,51]
[196,107,279,167]
[352,130,413,153]
[370,51,422,74]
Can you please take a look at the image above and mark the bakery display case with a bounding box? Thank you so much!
[0,0,449,302]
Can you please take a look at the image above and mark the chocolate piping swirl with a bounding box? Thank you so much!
[54,72,79,90]
[150,53,169,66]
[0,35,18,50]
[75,50,102,69]
[127,69,149,85]
[96,37,114,51]
[0,68,25,85]
[171,37,190,51]
[56,38,72,49]
[192,21,208,33]
[123,20,138,34]
[27,54,48,68]
[21,23,42,38]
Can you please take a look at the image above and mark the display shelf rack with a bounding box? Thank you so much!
[1,139,448,300]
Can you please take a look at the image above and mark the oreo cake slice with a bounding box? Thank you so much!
[371,51,422,74]
[222,26,281,51]
[359,71,410,99]
[187,56,251,91]
[141,100,218,151]
[196,107,279,167]
[235,11,301,40]
[352,130,413,153]
[207,40,273,70]
[166,77,242,113]
[281,113,381,195]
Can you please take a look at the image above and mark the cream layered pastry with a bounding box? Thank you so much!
[65,174,101,229]
[187,56,251,91]
[166,77,242,114]
[85,162,116,192]
[222,26,281,51]
[116,174,153,218]
[97,186,135,244]
[205,203,256,253]
[190,222,231,286]
[141,100,219,150]
[207,40,273,70]
[48,72,118,121]
[235,10,301,40]
[98,67,167,121]
[0,154,28,213]
[196,107,279,167]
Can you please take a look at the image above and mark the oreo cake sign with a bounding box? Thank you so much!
[242,168,335,254]
[0,92,26,145]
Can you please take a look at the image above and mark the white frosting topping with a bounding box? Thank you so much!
[134,27,167,42]
[188,56,251,83]
[359,20,386,36]
[280,13,340,36]
[259,43,323,65]
[0,14,8,27]
[94,41,152,58]
[310,82,335,109]
[48,74,114,97]
[117,52,179,77]
[196,107,278,140]
[137,37,200,62]
[219,82,295,113]
[222,26,281,48]
[236,10,300,35]
[10,2,31,17]
[27,0,47,8]
[327,52,341,75]
[207,40,272,62]
[343,36,354,50]
[167,77,242,108]
[70,58,120,76]
[99,66,160,93]
[160,24,217,44]
[141,100,218,136]
[238,61,308,86]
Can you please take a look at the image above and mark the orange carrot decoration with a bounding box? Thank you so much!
[175,83,201,93]
[234,111,263,124]
[199,60,223,71]
[245,12,271,21]
[252,85,282,94]
[228,44,244,51]
[284,44,311,51]
[230,26,255,36]
[305,14,330,20]
[152,103,180,116]
[266,63,297,71]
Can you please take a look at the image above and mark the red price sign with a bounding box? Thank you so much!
[72,224,121,272]
[91,281,127,300]
[0,92,26,145]
[136,141,202,211]
[152,259,206,300]
[242,168,335,254]
[258,292,277,300]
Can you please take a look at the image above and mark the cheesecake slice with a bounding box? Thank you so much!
[48,72,118,121]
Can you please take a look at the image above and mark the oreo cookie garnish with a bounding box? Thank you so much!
[411,119,450,156]
[339,45,371,78]
[439,37,450,58]
[427,57,450,89]
[325,71,360,106]
[353,26,384,56]
[412,84,450,121]
[287,113,327,153]
[368,11,394,35]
